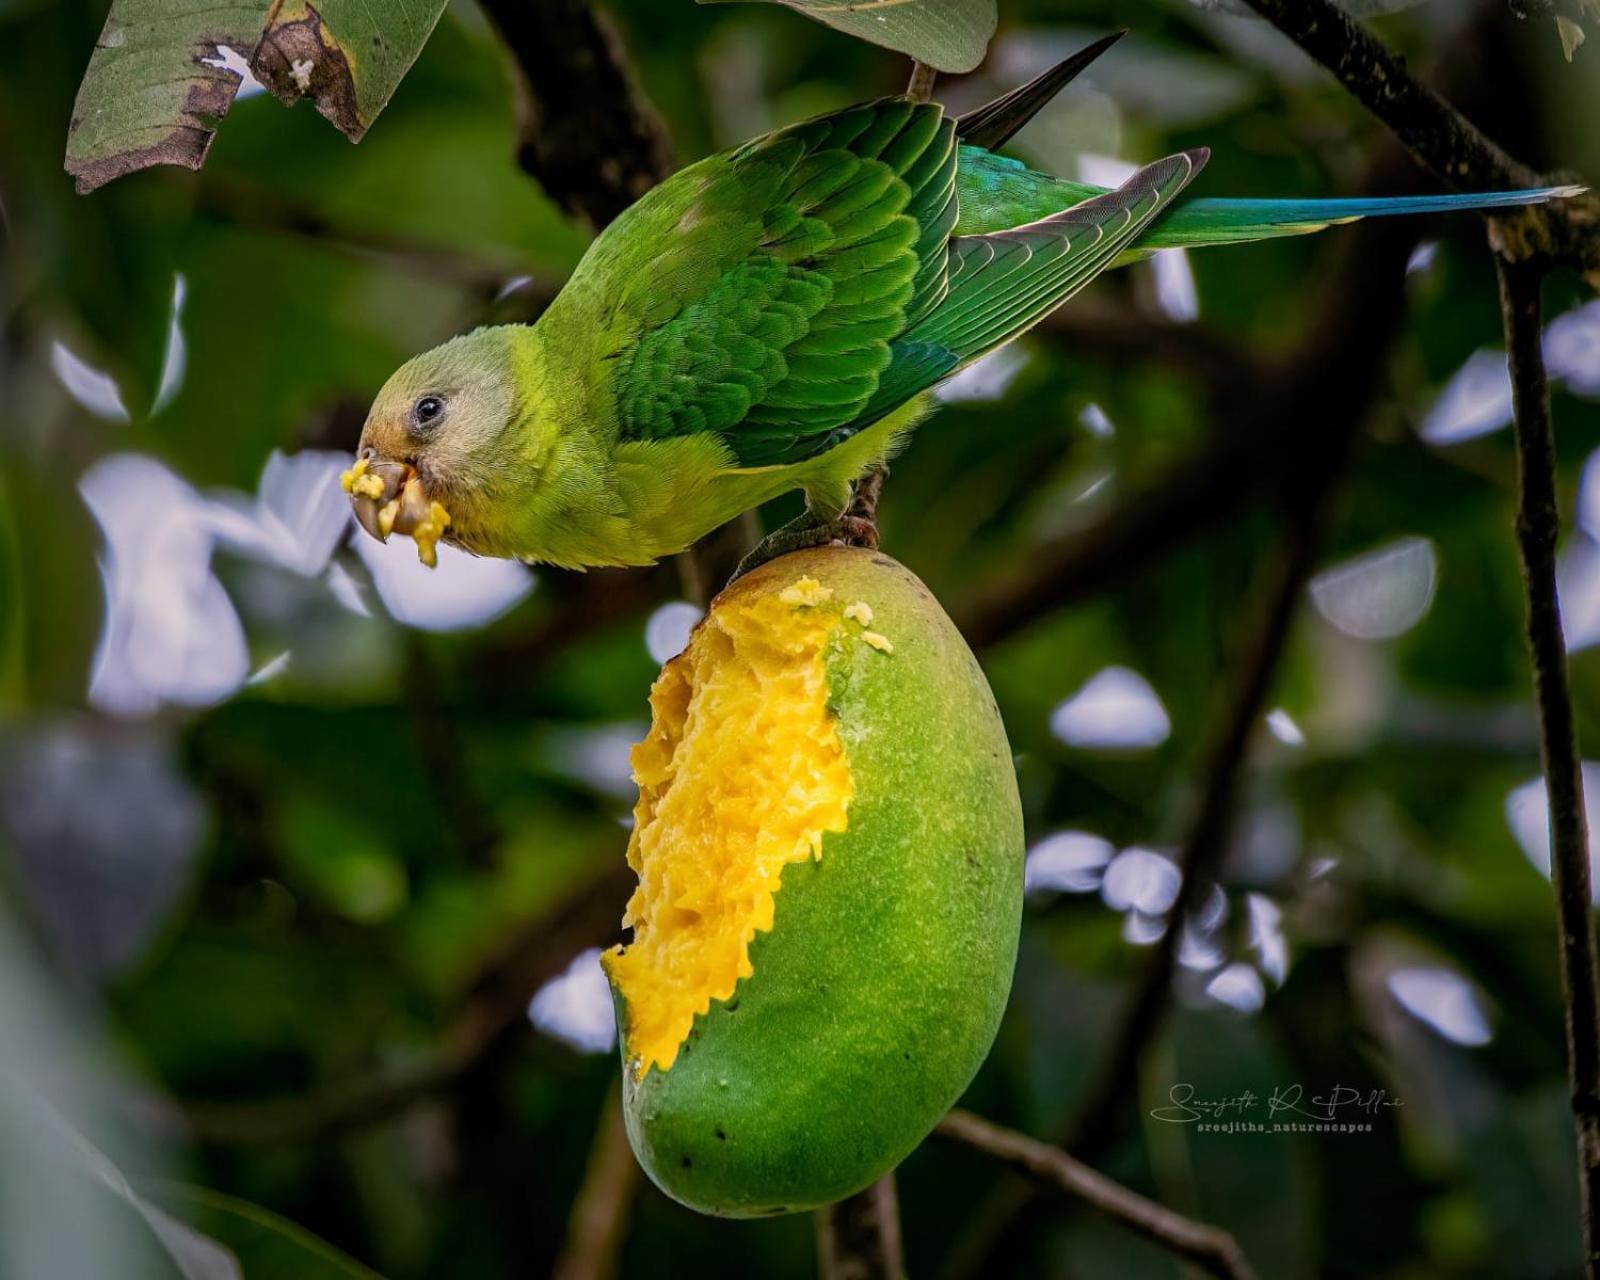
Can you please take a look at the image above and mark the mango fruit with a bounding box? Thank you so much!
[602,546,1023,1217]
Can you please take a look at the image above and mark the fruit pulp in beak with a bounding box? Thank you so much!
[341,455,453,568]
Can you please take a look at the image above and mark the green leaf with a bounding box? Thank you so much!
[47,1122,240,1280]
[65,0,449,194]
[147,1185,386,1280]
[251,0,451,142]
[704,0,996,73]
[64,1,268,194]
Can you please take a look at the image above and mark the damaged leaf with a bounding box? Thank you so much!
[1552,0,1600,59]
[64,0,450,194]
[703,0,997,74]
[251,0,451,141]
[1557,14,1584,57]
[64,0,268,194]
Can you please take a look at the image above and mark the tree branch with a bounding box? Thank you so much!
[477,0,675,230]
[906,61,937,102]
[960,139,1419,652]
[1068,459,1340,1158]
[1037,299,1258,387]
[811,55,941,1280]
[943,151,1426,1280]
[1496,250,1600,1274]
[1237,0,1599,283]
[551,1081,641,1280]
[816,1175,905,1280]
[936,1111,1259,1280]
[170,863,633,1145]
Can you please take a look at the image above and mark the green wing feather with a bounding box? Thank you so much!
[549,98,956,469]
[843,149,1206,429]
[542,96,1220,472]
[917,149,1205,360]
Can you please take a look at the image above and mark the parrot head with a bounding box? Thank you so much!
[346,327,524,564]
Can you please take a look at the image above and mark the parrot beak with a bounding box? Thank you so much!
[340,450,454,568]
[341,454,433,542]
[343,453,410,542]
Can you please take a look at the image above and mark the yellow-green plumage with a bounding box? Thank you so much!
[351,40,1576,571]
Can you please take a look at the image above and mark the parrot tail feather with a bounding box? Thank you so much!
[1141,185,1589,254]
[952,142,1586,252]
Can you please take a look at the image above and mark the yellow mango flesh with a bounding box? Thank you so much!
[602,580,854,1076]
[606,548,1024,1217]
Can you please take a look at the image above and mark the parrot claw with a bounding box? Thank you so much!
[731,515,879,581]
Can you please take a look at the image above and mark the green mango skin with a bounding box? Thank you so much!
[614,547,1024,1217]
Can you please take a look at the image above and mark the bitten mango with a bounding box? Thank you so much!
[602,547,1024,1217]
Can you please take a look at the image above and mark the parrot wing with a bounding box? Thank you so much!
[843,149,1208,428]
[558,98,959,468]
[558,91,1205,469]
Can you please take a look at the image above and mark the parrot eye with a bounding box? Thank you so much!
[412,395,446,430]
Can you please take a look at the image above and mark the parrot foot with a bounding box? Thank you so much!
[730,514,879,582]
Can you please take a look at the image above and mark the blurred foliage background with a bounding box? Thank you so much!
[2,0,1598,1275]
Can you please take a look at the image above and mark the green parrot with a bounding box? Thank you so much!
[344,33,1579,571]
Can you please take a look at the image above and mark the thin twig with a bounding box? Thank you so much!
[960,140,1419,653]
[167,863,633,1145]
[936,1111,1259,1280]
[840,462,887,550]
[813,53,935,1279]
[1237,0,1598,282]
[1243,0,1538,189]
[551,1081,641,1280]
[403,639,500,867]
[944,152,1426,1280]
[906,60,937,102]
[816,1176,905,1280]
[1069,466,1339,1158]
[1210,2,1600,1262]
[1496,250,1600,1275]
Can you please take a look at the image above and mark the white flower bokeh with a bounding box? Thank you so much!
[82,450,535,714]
[1387,966,1492,1047]
[1420,300,1600,445]
[1309,536,1437,641]
[1050,665,1171,750]
[528,948,617,1055]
